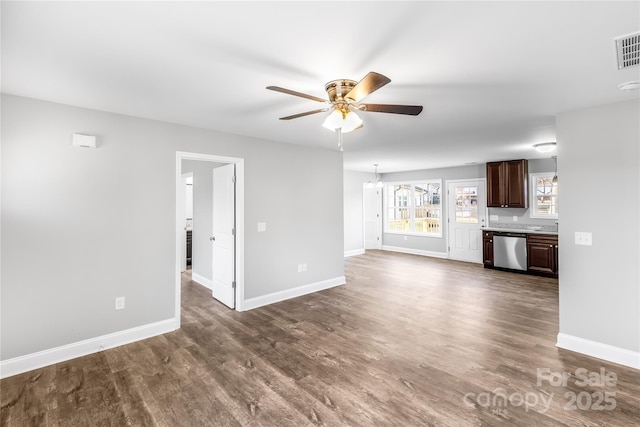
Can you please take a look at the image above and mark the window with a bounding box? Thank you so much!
[454,186,479,223]
[530,173,558,218]
[385,180,442,236]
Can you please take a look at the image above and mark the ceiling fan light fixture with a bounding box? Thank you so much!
[321,110,343,131]
[341,111,362,133]
[533,142,557,153]
[321,109,362,133]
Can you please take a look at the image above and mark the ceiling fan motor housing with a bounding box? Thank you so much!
[325,79,358,114]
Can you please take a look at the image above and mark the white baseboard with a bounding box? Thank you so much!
[556,333,640,370]
[242,276,346,311]
[192,272,213,291]
[0,318,178,379]
[344,249,365,257]
[382,245,448,259]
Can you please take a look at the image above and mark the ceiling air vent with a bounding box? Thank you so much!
[615,32,640,69]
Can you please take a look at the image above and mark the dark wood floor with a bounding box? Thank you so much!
[2,251,640,426]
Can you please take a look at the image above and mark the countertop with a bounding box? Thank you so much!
[481,226,558,235]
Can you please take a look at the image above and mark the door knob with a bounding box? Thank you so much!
[210,236,216,241]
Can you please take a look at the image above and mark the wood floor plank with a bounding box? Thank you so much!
[2,251,640,426]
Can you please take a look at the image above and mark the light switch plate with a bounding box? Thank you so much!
[575,231,592,246]
[257,222,266,232]
[115,297,125,310]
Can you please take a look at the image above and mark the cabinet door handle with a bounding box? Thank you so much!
[550,245,553,247]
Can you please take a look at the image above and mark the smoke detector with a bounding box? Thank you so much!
[615,32,640,69]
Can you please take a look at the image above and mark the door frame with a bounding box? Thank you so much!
[445,178,487,263]
[175,152,245,324]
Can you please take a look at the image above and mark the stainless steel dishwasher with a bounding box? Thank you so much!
[493,232,527,271]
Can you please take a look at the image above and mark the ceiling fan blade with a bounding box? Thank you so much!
[266,86,328,103]
[279,108,329,120]
[360,103,423,115]
[345,72,391,102]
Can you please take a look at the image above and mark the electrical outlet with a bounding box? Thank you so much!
[575,232,593,246]
[513,216,518,222]
[404,235,408,241]
[115,297,125,310]
[297,264,303,273]
[302,263,307,272]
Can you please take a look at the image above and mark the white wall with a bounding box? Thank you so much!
[1,95,344,363]
[556,100,639,367]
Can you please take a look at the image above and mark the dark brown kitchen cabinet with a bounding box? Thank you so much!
[483,231,494,266]
[486,159,528,208]
[527,234,558,277]
[186,230,192,266]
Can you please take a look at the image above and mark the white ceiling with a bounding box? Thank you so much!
[2,1,639,173]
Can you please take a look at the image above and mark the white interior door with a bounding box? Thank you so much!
[447,180,486,263]
[363,185,382,249]
[211,164,235,308]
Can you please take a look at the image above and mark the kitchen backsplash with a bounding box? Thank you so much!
[487,207,558,232]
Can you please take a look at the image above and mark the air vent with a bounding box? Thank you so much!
[615,32,640,69]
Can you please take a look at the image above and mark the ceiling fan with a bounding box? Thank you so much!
[266,72,423,134]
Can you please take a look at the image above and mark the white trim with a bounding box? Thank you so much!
[191,273,214,290]
[382,245,448,259]
[176,152,245,313]
[529,172,559,219]
[556,333,640,370]
[0,319,177,379]
[383,179,443,238]
[242,276,346,311]
[344,249,365,257]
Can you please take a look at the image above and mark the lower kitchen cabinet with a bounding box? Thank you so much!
[527,234,558,277]
[483,231,494,266]
[186,230,192,266]
[482,231,559,278]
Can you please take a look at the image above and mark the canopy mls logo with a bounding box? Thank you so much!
[463,367,618,417]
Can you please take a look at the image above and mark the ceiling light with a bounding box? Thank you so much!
[533,142,557,153]
[322,109,362,133]
[618,81,640,91]
[373,164,384,188]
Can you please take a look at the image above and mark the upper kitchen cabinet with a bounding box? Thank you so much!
[486,159,528,208]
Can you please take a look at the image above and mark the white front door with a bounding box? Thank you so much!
[447,180,486,263]
[211,164,236,308]
[363,185,382,250]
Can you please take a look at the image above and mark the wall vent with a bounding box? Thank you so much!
[615,32,640,69]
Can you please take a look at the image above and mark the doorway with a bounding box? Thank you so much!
[363,184,382,250]
[446,179,486,263]
[175,152,245,323]
[181,173,193,273]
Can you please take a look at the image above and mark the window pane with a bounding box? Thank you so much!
[385,180,442,236]
[533,175,558,217]
[455,186,478,223]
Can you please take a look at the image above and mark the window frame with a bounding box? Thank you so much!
[383,179,443,237]
[529,172,558,219]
